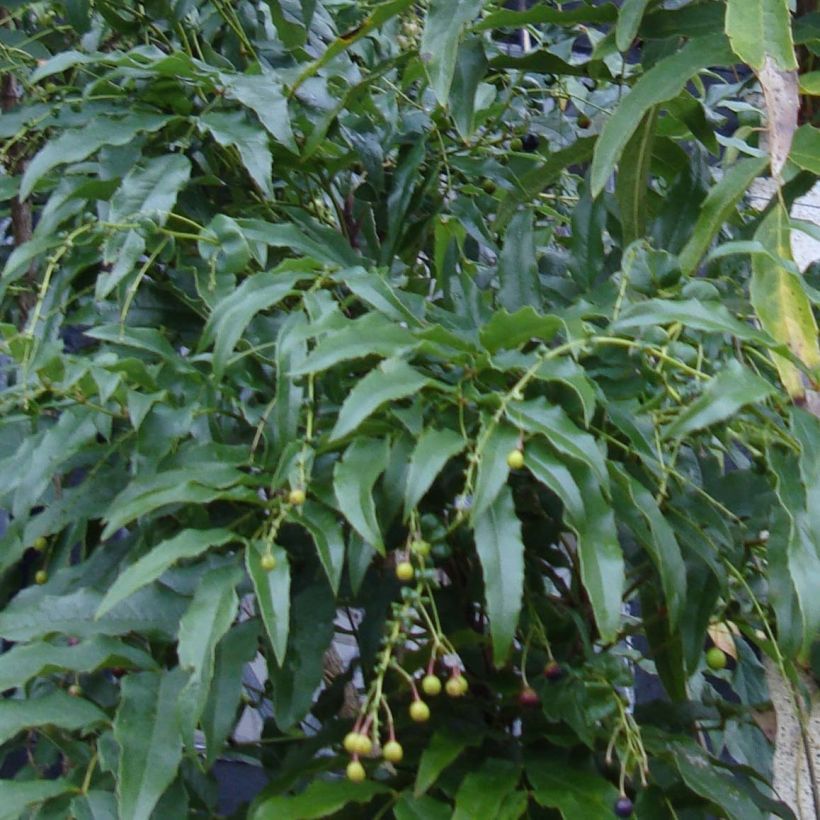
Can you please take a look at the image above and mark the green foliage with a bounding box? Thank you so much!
[0,0,817,817]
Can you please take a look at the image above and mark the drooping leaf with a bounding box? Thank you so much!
[333,437,390,552]
[97,529,236,616]
[591,35,732,197]
[330,358,432,441]
[751,204,820,398]
[450,37,488,138]
[292,502,346,594]
[404,428,466,517]
[616,0,652,52]
[452,758,520,820]
[420,0,484,106]
[473,486,525,666]
[498,210,539,312]
[114,669,187,820]
[177,564,241,744]
[0,691,107,745]
[663,360,776,440]
[615,108,657,244]
[472,422,520,520]
[246,543,290,665]
[678,156,769,275]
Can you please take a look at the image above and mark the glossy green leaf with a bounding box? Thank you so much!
[114,669,187,820]
[473,486,525,666]
[528,754,619,818]
[293,314,417,375]
[505,399,609,487]
[177,564,241,743]
[751,204,820,398]
[421,0,484,106]
[330,358,431,441]
[498,210,539,312]
[0,691,107,744]
[479,307,562,354]
[790,125,820,174]
[663,360,776,440]
[726,0,797,70]
[615,108,657,243]
[616,0,651,51]
[200,110,274,197]
[292,502,346,594]
[591,35,732,197]
[20,111,170,199]
[678,156,769,275]
[202,268,309,378]
[451,37,488,138]
[404,427,466,517]
[472,422,519,519]
[0,781,75,820]
[246,543,290,665]
[222,70,296,151]
[333,437,390,552]
[107,154,191,225]
[251,779,389,820]
[453,758,520,820]
[394,793,451,820]
[202,620,258,766]
[611,465,686,627]
[415,727,482,796]
[0,635,156,691]
[613,297,769,342]
[97,528,236,616]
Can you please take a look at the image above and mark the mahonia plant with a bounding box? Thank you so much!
[0,0,818,818]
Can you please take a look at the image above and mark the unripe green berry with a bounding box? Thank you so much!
[260,553,277,572]
[396,561,414,582]
[445,675,467,697]
[356,733,373,756]
[506,449,524,469]
[343,732,360,753]
[288,488,306,505]
[409,699,430,722]
[33,536,47,551]
[383,740,403,763]
[346,760,366,782]
[705,647,727,671]
[510,137,523,151]
[411,539,431,557]
[421,674,442,696]
[35,569,48,585]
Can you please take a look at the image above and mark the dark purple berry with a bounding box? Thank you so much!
[614,796,633,817]
[544,661,564,681]
[521,133,539,152]
[518,686,540,707]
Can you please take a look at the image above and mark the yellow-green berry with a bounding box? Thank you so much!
[705,647,727,671]
[346,760,366,782]
[506,449,524,469]
[395,561,414,582]
[260,553,277,572]
[421,674,442,696]
[288,488,306,505]
[383,740,403,763]
[411,539,431,557]
[35,569,48,585]
[409,699,430,722]
[33,536,47,551]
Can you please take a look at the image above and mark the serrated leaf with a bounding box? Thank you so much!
[251,779,389,820]
[479,307,562,354]
[498,210,539,312]
[97,528,236,616]
[678,156,769,275]
[472,422,519,520]
[415,727,482,796]
[0,635,156,691]
[330,358,431,441]
[473,486,524,666]
[528,754,619,818]
[453,758,520,820]
[107,154,191,225]
[591,35,732,197]
[663,360,776,440]
[527,445,623,643]
[420,0,484,106]
[505,399,609,487]
[0,781,75,820]
[202,620,258,766]
[0,691,107,744]
[200,110,273,197]
[404,428,465,517]
[246,543,290,665]
[333,437,390,553]
[114,669,187,820]
[751,204,820,398]
[293,314,417,375]
[612,297,769,342]
[202,268,309,378]
[611,465,687,627]
[292,502,346,594]
[21,111,170,199]
[177,564,240,744]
